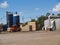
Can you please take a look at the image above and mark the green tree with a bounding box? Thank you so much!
[37,15,48,30]
[46,13,50,17]
[37,16,44,30]
[31,19,36,22]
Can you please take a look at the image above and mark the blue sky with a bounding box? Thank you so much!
[0,0,60,24]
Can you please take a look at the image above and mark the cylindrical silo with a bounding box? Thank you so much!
[6,11,13,27]
[13,12,20,27]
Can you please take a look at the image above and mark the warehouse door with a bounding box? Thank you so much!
[29,25,32,31]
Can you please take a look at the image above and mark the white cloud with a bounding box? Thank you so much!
[35,8,41,11]
[0,1,8,8]
[52,2,60,12]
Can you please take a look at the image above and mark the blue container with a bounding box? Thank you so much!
[6,12,13,27]
[13,13,20,27]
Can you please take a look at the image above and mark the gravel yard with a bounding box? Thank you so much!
[0,31,60,45]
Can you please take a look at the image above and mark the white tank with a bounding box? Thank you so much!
[44,19,54,30]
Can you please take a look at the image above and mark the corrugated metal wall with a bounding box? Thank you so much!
[44,19,60,30]
[55,19,60,30]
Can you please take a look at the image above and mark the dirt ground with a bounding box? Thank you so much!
[0,31,60,45]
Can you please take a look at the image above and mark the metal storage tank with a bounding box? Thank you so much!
[6,11,13,27]
[44,19,51,30]
[44,19,55,30]
[55,18,60,30]
[13,12,20,27]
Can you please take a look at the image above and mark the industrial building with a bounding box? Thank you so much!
[6,11,60,32]
[6,11,20,32]
[43,19,55,31]
[43,15,60,31]
[6,11,39,32]
[55,18,60,30]
[20,22,39,32]
[13,12,20,27]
